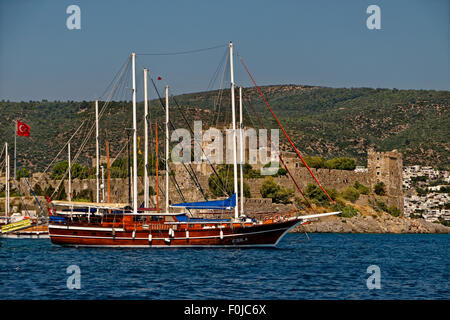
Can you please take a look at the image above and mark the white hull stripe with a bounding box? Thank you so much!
[49,226,292,241]
[48,225,125,232]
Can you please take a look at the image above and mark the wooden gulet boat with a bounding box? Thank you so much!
[48,43,340,248]
[48,200,338,248]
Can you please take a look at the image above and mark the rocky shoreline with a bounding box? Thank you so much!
[293,213,450,234]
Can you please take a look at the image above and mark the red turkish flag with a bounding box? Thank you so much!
[157,76,162,80]
[17,121,30,137]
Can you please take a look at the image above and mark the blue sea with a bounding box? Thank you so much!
[0,234,448,300]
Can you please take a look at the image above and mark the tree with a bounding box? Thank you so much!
[374,182,386,196]
[16,168,30,179]
[342,186,360,202]
[354,181,370,195]
[51,161,68,179]
[305,183,329,205]
[388,205,401,217]
[208,165,251,198]
[324,157,356,170]
[260,177,293,204]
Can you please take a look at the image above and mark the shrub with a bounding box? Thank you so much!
[388,205,401,217]
[305,183,329,205]
[354,181,370,195]
[371,199,388,212]
[260,177,293,204]
[341,205,359,218]
[374,182,386,196]
[16,168,30,179]
[342,186,360,202]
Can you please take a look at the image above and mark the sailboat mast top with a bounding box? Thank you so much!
[95,99,99,203]
[239,86,244,215]
[229,42,239,220]
[131,52,138,214]
[68,142,72,202]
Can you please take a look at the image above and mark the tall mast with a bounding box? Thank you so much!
[5,142,9,217]
[143,68,149,208]
[229,42,239,220]
[68,142,71,202]
[101,165,105,202]
[165,85,169,213]
[155,123,159,213]
[239,86,244,215]
[107,140,111,204]
[131,52,138,213]
[95,99,99,203]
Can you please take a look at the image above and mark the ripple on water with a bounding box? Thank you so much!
[0,234,449,299]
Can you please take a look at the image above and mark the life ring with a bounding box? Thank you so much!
[274,215,281,222]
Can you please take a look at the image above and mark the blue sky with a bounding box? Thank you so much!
[0,0,448,101]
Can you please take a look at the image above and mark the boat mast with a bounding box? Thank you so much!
[155,122,159,213]
[5,142,9,217]
[95,99,99,203]
[165,85,169,213]
[131,52,138,213]
[229,42,239,220]
[68,142,71,202]
[101,165,105,202]
[239,86,244,215]
[143,68,149,208]
[107,140,111,204]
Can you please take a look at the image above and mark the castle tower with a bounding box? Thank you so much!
[367,148,404,214]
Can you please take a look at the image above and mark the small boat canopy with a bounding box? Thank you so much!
[50,200,130,210]
[171,193,236,210]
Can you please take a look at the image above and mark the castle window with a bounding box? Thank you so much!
[377,172,380,175]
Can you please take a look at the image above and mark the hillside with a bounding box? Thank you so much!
[0,85,449,173]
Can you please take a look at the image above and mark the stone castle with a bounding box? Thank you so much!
[1,148,405,215]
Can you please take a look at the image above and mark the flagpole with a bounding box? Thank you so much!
[5,142,9,217]
[14,121,16,180]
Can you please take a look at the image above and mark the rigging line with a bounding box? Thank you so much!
[155,120,206,201]
[10,178,30,216]
[207,47,229,91]
[214,54,229,125]
[168,90,230,197]
[136,44,227,56]
[239,55,335,205]
[243,95,315,211]
[14,162,46,216]
[149,78,211,199]
[33,120,86,190]
[99,56,132,100]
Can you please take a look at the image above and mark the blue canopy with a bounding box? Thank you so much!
[172,193,236,210]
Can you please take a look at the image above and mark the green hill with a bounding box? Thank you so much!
[0,85,449,173]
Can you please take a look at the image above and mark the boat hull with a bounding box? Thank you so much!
[48,219,303,248]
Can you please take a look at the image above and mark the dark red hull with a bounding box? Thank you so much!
[48,219,302,247]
